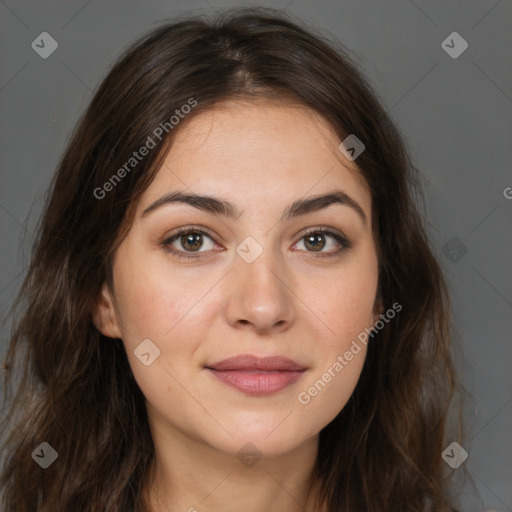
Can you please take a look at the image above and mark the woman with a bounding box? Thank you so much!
[0,7,466,512]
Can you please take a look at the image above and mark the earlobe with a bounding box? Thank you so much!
[91,282,122,339]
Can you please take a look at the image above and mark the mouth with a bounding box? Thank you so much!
[204,354,307,395]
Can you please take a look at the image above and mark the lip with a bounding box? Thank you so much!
[205,355,307,395]
[206,354,306,372]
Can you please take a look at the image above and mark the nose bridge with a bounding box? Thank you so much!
[240,248,284,297]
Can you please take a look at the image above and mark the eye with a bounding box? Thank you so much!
[160,226,351,261]
[293,228,351,258]
[160,227,218,260]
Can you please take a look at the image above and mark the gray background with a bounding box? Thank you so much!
[1,1,511,510]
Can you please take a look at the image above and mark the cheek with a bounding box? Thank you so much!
[297,349,366,430]
[112,251,214,342]
[111,261,211,411]
[310,258,379,350]
[111,252,219,387]
[296,274,374,425]
[296,253,377,418]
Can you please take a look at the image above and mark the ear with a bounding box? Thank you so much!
[371,296,385,326]
[91,282,122,339]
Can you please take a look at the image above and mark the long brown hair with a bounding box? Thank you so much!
[1,7,467,511]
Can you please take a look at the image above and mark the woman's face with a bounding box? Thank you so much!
[94,99,381,459]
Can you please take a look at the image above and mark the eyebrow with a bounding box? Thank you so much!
[141,190,367,225]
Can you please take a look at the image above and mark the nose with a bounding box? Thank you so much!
[224,249,296,335]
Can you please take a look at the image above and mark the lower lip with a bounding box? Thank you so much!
[206,369,305,395]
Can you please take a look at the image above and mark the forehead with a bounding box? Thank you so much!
[140,99,371,217]
[170,98,349,167]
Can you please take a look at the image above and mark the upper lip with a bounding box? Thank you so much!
[205,354,307,372]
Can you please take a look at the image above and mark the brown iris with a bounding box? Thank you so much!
[304,233,326,251]
[181,233,203,251]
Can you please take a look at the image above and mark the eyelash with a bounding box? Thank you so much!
[160,226,352,261]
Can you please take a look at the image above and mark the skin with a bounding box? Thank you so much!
[93,99,383,512]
